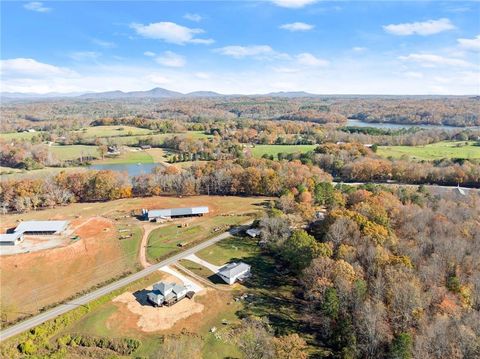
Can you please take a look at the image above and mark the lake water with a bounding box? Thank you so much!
[88,163,161,177]
[346,119,480,130]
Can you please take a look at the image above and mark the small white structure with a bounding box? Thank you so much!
[455,185,466,196]
[147,281,190,307]
[0,232,24,246]
[144,207,209,221]
[246,228,261,238]
[217,262,251,285]
[14,220,69,235]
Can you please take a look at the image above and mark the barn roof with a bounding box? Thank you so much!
[0,232,23,242]
[14,220,69,233]
[147,207,209,218]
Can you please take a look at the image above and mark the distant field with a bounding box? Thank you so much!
[378,141,480,160]
[72,125,153,138]
[251,144,317,158]
[0,131,45,141]
[49,144,100,161]
[196,236,258,266]
[96,150,154,164]
[105,130,211,146]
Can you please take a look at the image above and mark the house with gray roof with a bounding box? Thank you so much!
[147,281,190,307]
[144,207,208,221]
[14,220,69,235]
[0,232,24,246]
[217,262,251,285]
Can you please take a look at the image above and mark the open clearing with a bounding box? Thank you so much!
[0,195,266,324]
[49,144,100,161]
[72,125,154,138]
[250,144,317,158]
[378,140,480,160]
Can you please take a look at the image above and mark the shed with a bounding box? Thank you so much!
[246,228,261,238]
[217,262,251,285]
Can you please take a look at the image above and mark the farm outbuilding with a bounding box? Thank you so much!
[217,262,251,285]
[144,207,209,221]
[0,232,24,246]
[14,220,69,235]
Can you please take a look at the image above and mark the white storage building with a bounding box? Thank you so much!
[0,232,24,246]
[217,262,251,285]
[14,220,69,235]
[144,207,209,221]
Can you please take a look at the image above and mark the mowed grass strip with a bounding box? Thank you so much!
[377,141,480,160]
[251,144,317,158]
[96,150,154,164]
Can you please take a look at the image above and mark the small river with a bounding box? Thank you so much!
[88,163,161,177]
[346,119,480,130]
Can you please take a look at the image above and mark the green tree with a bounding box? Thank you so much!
[389,333,412,359]
[281,230,321,272]
[314,182,335,206]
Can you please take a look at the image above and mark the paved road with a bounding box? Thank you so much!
[0,221,252,342]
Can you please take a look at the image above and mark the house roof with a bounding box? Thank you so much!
[218,262,251,279]
[153,282,174,295]
[246,228,261,237]
[15,220,69,234]
[147,207,209,218]
[0,232,23,242]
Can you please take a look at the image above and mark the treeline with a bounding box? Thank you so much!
[0,159,331,213]
[256,184,480,358]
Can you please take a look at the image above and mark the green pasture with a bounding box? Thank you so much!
[377,141,480,160]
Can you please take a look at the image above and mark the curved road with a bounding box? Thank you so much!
[0,222,252,342]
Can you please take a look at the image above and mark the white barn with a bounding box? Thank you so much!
[144,207,209,221]
[14,220,69,235]
[217,262,251,285]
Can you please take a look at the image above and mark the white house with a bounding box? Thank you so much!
[217,262,251,285]
[147,281,189,307]
[0,232,24,246]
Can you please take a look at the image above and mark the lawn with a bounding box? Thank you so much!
[0,131,45,141]
[251,144,317,158]
[104,131,212,146]
[49,144,100,161]
[377,141,480,160]
[196,236,259,266]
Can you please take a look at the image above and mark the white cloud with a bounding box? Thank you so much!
[457,35,480,51]
[195,72,211,79]
[69,51,101,61]
[272,66,300,73]
[352,47,367,52]
[155,51,186,67]
[399,53,472,67]
[296,52,329,66]
[383,18,455,36]
[92,38,116,48]
[0,58,75,78]
[280,22,314,31]
[130,22,213,45]
[271,0,318,8]
[23,2,51,13]
[214,45,277,58]
[403,71,424,79]
[184,13,202,22]
[144,51,156,57]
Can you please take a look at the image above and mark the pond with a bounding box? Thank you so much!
[346,119,480,130]
[88,163,161,177]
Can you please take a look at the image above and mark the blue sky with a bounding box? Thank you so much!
[1,0,479,94]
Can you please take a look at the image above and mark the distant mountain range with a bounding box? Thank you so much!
[1,87,321,100]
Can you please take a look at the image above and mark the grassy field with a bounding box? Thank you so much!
[104,130,212,146]
[72,125,154,138]
[0,131,45,141]
[196,235,258,266]
[146,196,267,262]
[378,141,480,160]
[95,150,154,164]
[49,144,100,161]
[251,144,317,158]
